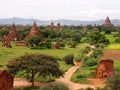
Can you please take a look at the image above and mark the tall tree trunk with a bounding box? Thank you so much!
[32,70,35,87]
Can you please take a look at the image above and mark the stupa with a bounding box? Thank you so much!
[25,21,42,42]
[102,16,113,26]
[7,22,21,41]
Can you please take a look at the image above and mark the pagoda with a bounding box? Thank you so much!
[93,24,97,30]
[50,21,55,29]
[102,16,113,26]
[7,22,21,41]
[25,21,42,41]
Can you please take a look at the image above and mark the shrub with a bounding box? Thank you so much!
[40,83,69,90]
[63,54,74,65]
[60,42,65,47]
[115,37,120,43]
[84,57,98,66]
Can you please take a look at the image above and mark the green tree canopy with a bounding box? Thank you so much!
[7,53,63,87]
[87,31,109,45]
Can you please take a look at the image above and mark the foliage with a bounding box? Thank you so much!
[75,46,91,62]
[87,31,109,45]
[42,38,53,49]
[107,69,120,90]
[28,36,41,47]
[63,54,74,65]
[7,53,63,87]
[40,83,69,90]
[115,37,120,43]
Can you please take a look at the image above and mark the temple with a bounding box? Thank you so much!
[50,21,55,29]
[7,22,21,41]
[2,35,12,48]
[95,59,114,78]
[102,16,113,26]
[50,21,62,31]
[25,21,42,42]
[93,24,97,30]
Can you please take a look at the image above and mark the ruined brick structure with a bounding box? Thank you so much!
[95,59,114,78]
[102,16,113,26]
[0,70,13,90]
[83,26,87,31]
[7,22,21,41]
[93,24,98,30]
[2,35,12,48]
[50,21,62,31]
[54,40,60,49]
[25,21,42,42]
[16,41,26,46]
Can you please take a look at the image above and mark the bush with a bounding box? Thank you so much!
[40,83,69,90]
[84,57,98,66]
[107,69,120,90]
[60,42,65,47]
[115,37,120,43]
[63,54,74,65]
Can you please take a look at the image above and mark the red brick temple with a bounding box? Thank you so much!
[50,21,62,31]
[2,35,12,48]
[93,24,98,30]
[95,59,114,78]
[25,21,42,42]
[0,70,13,90]
[7,22,21,41]
[102,16,113,26]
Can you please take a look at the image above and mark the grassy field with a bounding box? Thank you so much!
[0,42,85,69]
[105,34,116,43]
[105,43,120,50]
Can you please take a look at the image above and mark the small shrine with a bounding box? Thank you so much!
[0,70,13,90]
[54,40,60,49]
[102,16,113,27]
[50,21,62,31]
[25,21,42,42]
[93,24,97,30]
[83,26,87,31]
[7,22,21,41]
[2,35,12,48]
[95,59,114,78]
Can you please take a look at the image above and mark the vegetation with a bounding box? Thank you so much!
[107,69,120,89]
[63,54,74,65]
[86,30,109,45]
[7,53,63,87]
[40,83,69,90]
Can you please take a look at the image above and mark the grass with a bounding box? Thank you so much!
[71,60,120,84]
[105,34,116,43]
[71,65,97,84]
[0,42,85,69]
[105,43,120,50]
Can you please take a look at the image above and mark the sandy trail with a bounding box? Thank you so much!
[14,44,105,90]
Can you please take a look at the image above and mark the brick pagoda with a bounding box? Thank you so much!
[7,22,21,41]
[102,16,113,26]
[25,21,42,42]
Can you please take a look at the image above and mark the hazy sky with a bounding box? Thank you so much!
[0,0,120,20]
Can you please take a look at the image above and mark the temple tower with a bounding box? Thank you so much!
[50,21,55,29]
[93,24,97,30]
[7,22,21,41]
[102,16,113,26]
[25,21,42,41]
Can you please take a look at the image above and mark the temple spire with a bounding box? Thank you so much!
[25,21,43,41]
[102,16,113,26]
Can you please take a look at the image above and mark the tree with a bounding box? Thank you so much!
[7,53,63,87]
[87,31,109,45]
[28,36,41,47]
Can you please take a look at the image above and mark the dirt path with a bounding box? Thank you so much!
[14,44,105,90]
